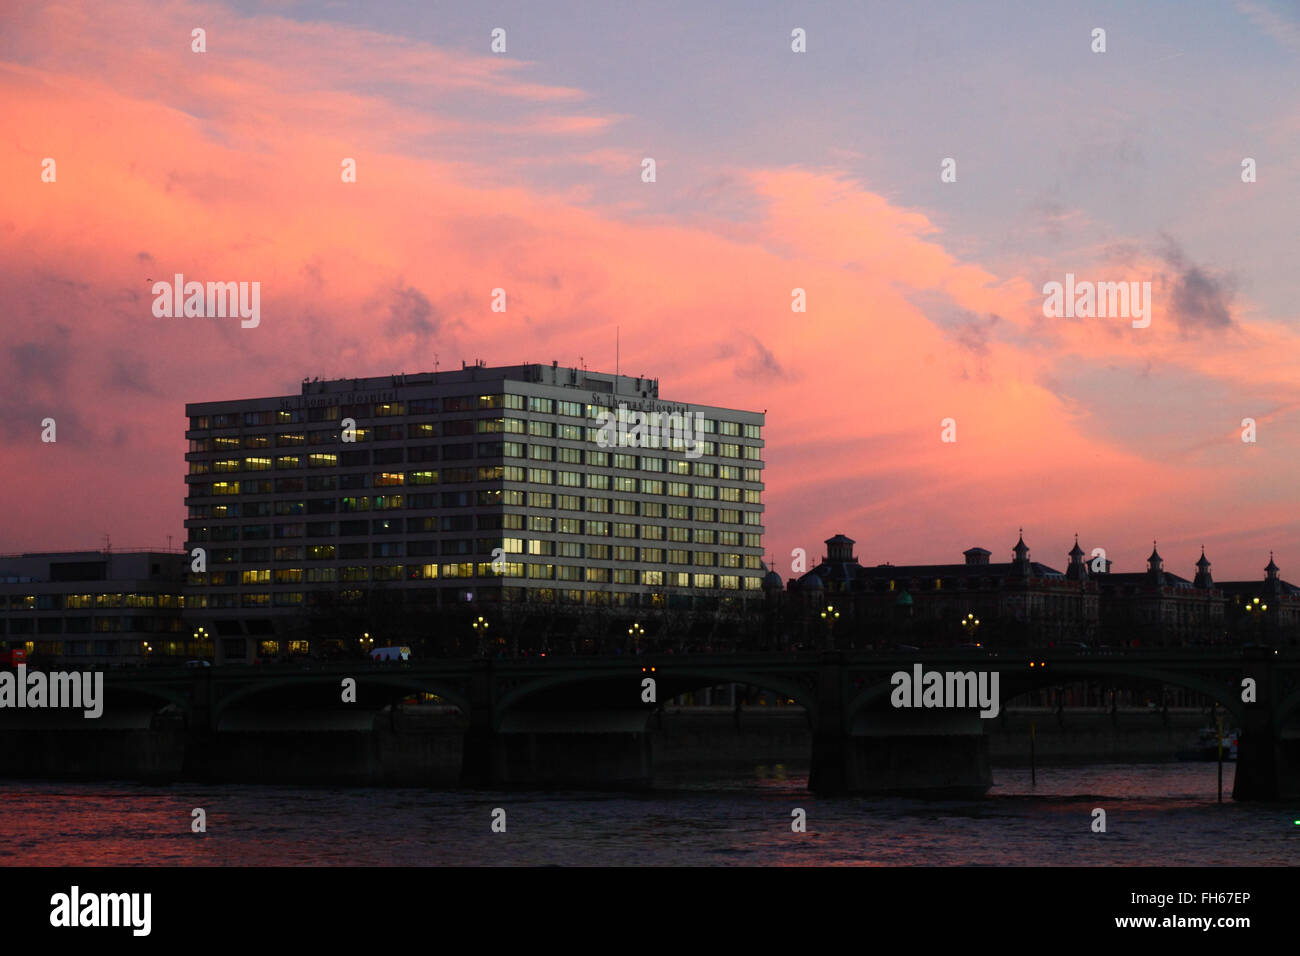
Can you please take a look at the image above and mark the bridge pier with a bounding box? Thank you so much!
[1233,711,1300,800]
[460,660,653,788]
[808,653,992,796]
[459,660,497,787]
[1232,653,1300,800]
[808,654,850,795]
[840,710,992,796]
[493,711,653,789]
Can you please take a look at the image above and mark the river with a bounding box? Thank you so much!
[3,761,1294,866]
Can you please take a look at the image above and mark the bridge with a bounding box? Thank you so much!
[11,647,1300,798]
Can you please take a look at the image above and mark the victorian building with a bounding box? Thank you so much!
[781,533,1298,648]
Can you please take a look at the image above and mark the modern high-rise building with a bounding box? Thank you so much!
[184,363,765,661]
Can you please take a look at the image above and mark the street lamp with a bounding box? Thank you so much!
[360,632,374,657]
[629,622,645,654]
[472,616,489,657]
[820,604,840,649]
[192,626,208,657]
[961,612,981,645]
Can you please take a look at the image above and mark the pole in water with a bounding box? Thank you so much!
[1030,719,1036,786]
[1217,712,1223,805]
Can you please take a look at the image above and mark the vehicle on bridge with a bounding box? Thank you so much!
[0,647,27,667]
[370,646,411,662]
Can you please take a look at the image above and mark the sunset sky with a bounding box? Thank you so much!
[2,0,1297,581]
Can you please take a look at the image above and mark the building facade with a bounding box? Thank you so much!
[782,534,1298,649]
[784,533,1101,648]
[184,363,765,661]
[0,551,189,666]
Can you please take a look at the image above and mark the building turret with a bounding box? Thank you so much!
[1147,541,1164,586]
[825,534,857,564]
[1265,553,1282,597]
[1194,547,1213,589]
[1066,535,1088,581]
[1012,530,1031,577]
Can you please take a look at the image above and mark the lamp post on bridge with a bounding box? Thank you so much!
[820,604,840,650]
[472,616,490,658]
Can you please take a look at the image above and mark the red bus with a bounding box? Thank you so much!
[0,647,27,666]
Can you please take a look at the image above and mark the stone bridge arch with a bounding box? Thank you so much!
[843,658,1248,727]
[212,672,470,724]
[492,665,818,727]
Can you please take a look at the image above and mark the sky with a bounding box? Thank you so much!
[1,0,1297,581]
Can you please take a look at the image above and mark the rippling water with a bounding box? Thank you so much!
[3,763,1295,865]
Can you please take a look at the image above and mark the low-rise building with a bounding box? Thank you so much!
[0,551,190,666]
